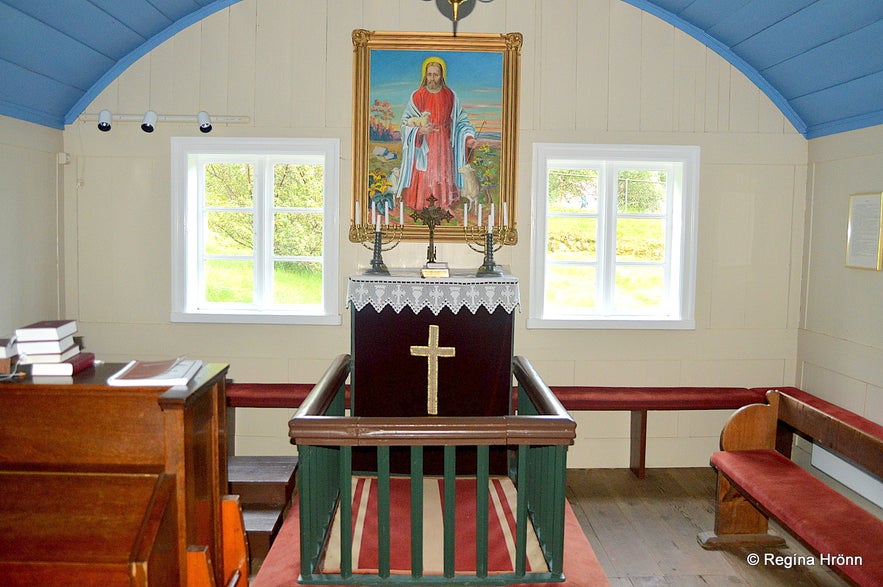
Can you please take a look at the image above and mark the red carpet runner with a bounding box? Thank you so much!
[321,476,547,575]
[253,478,610,587]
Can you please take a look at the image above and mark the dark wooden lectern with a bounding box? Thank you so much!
[348,272,520,473]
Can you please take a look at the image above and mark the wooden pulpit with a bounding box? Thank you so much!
[348,271,520,474]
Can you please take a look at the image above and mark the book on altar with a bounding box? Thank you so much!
[107,358,203,387]
[19,343,80,364]
[29,352,95,377]
[17,335,77,356]
[15,319,77,342]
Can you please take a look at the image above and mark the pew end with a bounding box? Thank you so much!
[187,495,249,587]
[719,390,780,451]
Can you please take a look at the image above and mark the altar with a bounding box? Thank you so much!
[347,270,520,473]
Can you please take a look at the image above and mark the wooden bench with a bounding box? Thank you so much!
[226,382,765,478]
[698,388,883,586]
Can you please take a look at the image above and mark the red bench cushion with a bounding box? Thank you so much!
[228,383,766,412]
[712,449,883,586]
[551,386,764,411]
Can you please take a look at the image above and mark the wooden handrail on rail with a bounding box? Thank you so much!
[289,354,575,448]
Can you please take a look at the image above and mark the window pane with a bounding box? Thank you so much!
[548,216,597,262]
[617,170,666,214]
[274,261,323,305]
[206,212,254,255]
[205,259,253,303]
[615,217,665,262]
[613,265,665,312]
[274,212,323,256]
[275,163,324,208]
[547,168,598,213]
[545,265,596,312]
[205,163,254,208]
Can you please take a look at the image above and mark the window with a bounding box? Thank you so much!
[529,144,699,329]
[171,137,340,324]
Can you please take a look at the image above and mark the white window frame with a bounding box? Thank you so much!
[171,137,341,325]
[528,143,699,330]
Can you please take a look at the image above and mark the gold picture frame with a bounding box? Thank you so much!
[349,29,522,243]
[846,191,883,270]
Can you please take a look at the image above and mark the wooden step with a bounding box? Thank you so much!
[242,507,285,571]
[228,455,297,508]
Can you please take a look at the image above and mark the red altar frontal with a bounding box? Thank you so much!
[347,271,520,474]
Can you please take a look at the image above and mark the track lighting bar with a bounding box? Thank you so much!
[80,111,250,133]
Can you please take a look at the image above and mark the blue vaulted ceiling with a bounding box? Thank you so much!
[0,0,881,138]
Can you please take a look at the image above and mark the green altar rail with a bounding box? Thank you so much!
[291,354,575,586]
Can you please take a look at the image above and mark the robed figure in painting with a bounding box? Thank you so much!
[396,56,478,211]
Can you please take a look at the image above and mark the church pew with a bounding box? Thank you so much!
[0,363,245,587]
[698,389,883,586]
[0,471,178,586]
[227,381,765,477]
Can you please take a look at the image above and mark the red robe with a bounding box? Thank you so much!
[403,86,460,210]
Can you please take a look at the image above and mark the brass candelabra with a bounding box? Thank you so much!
[464,225,515,277]
[350,221,404,275]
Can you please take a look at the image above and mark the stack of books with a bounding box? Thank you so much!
[15,320,95,378]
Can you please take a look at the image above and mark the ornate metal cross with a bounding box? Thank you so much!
[409,324,456,415]
[410,195,454,264]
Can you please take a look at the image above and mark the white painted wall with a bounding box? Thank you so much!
[0,116,64,337]
[56,0,814,463]
[796,125,883,492]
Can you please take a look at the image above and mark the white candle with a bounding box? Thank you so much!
[371,201,376,224]
[489,203,495,227]
[399,201,404,225]
[375,216,380,232]
[355,201,361,225]
[385,206,389,225]
[478,204,482,227]
[502,202,508,227]
[464,202,469,227]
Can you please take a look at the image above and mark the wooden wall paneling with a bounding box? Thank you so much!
[608,1,641,132]
[172,25,202,114]
[575,0,610,132]
[227,0,257,118]
[290,1,328,129]
[703,49,721,133]
[255,0,293,126]
[640,14,675,132]
[729,68,760,133]
[673,29,705,133]
[148,41,176,114]
[538,0,578,131]
[325,1,361,129]
[117,55,152,116]
[199,8,231,116]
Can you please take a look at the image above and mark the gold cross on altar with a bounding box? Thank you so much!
[410,324,456,415]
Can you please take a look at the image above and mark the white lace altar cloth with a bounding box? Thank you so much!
[347,271,520,315]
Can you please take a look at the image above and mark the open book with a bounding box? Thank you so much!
[107,358,203,387]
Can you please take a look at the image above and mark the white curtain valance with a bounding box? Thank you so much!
[347,273,520,315]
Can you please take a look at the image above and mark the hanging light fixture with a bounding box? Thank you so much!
[197,111,212,133]
[141,110,157,133]
[425,0,494,35]
[97,109,112,132]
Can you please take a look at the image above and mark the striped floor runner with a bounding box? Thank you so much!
[320,475,548,575]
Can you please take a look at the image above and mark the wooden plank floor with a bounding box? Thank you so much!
[566,468,850,586]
